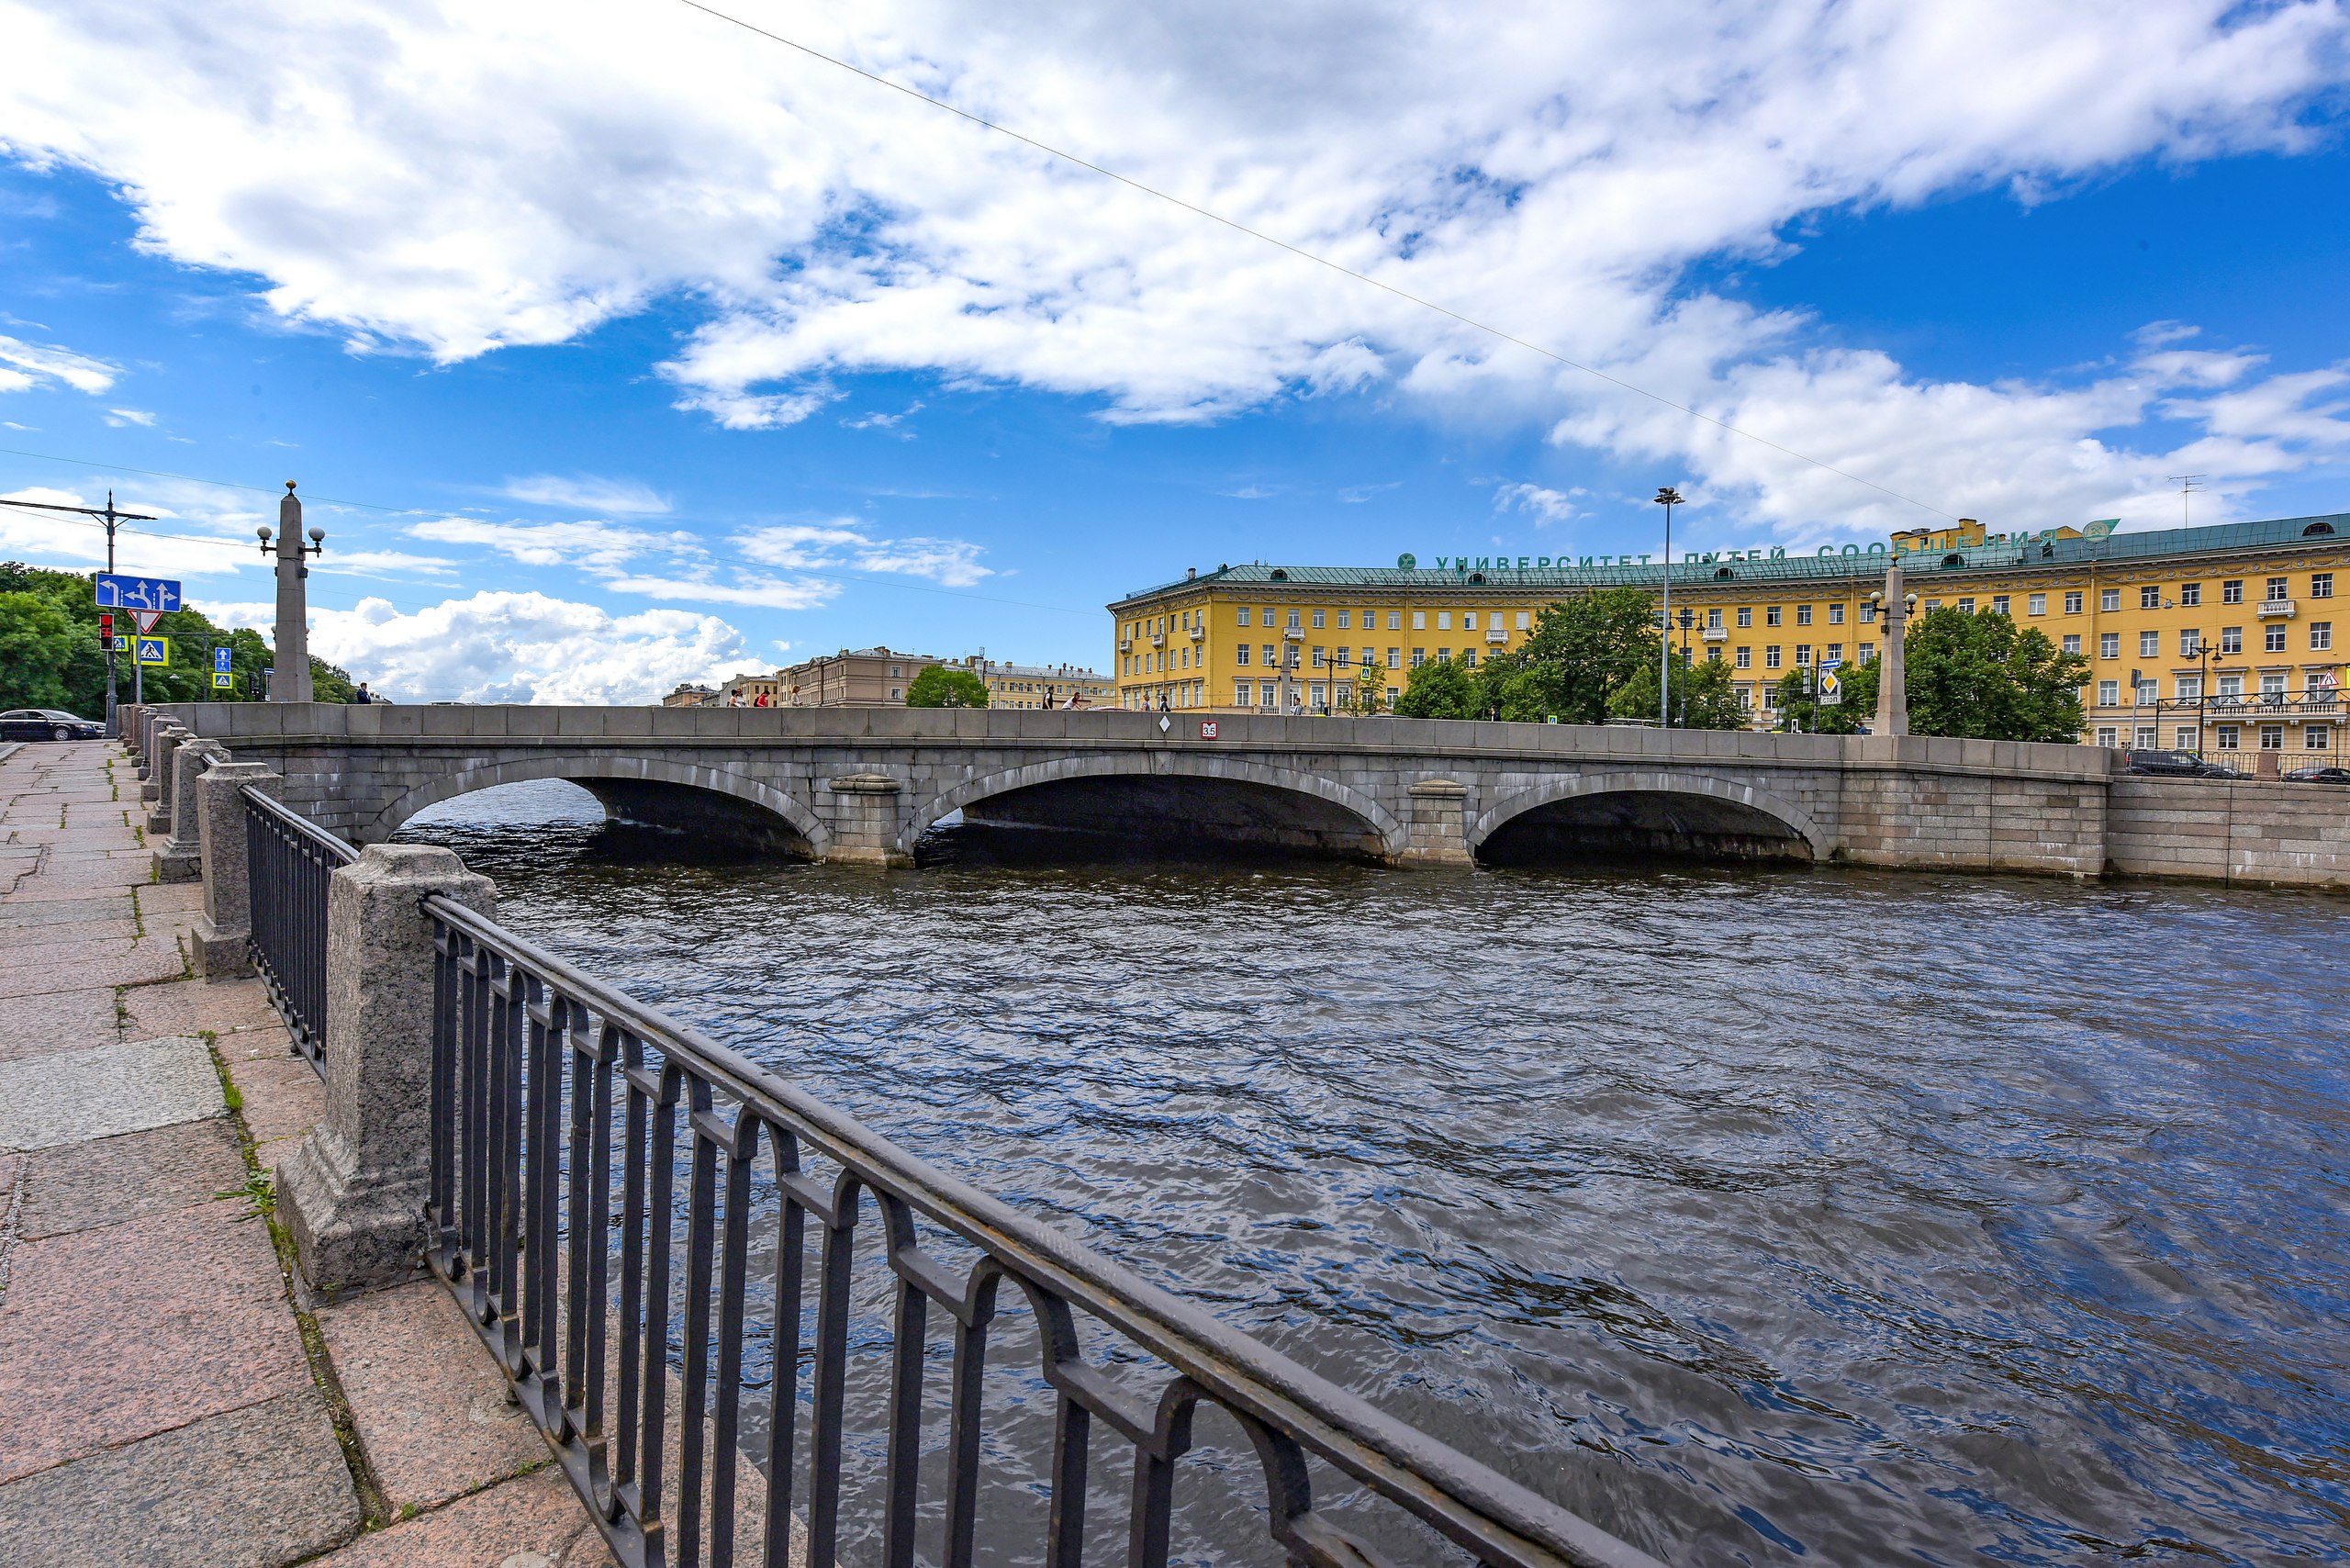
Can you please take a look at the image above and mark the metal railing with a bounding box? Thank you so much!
[244,786,356,1074]
[423,894,1659,1568]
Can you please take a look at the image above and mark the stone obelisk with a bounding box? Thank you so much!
[1873,559,1908,736]
[273,481,313,702]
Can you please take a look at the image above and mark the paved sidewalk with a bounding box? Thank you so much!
[0,740,614,1567]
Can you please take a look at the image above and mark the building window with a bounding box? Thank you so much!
[2266,577,2289,602]
[1462,611,1478,631]
[1287,610,1303,630]
[1795,644,1813,666]
[1311,609,1326,628]
[1236,681,1252,707]
[1309,683,1326,707]
[1764,645,1782,669]
[1827,643,1843,664]
[2028,593,2047,615]
[2221,627,2243,655]
[2139,631,2159,657]
[2266,625,2288,653]
[1360,608,1375,626]
[1461,649,1478,668]
[1410,648,1426,667]
[1989,597,2008,617]
[1337,610,1350,629]
[1796,605,1813,626]
[1830,603,1846,624]
[2221,579,2243,604]
[2220,674,2244,698]
[2179,582,2201,607]
[1311,645,1326,667]
[1236,644,1251,666]
[2141,585,2162,610]
[2065,591,2084,614]
[2177,726,2199,749]
[1957,598,1975,614]
[2136,725,2158,748]
[1859,643,1875,662]
[1735,646,1751,669]
[2310,725,2332,749]
[2313,573,2334,599]
[1237,607,1251,626]
[1922,599,1941,611]
[1861,602,1877,623]
[2098,588,2120,612]
[1765,606,1783,627]
[890,687,901,700]
[1259,644,1275,666]
[2261,725,2285,749]
[2098,680,2120,706]
[2181,629,2200,656]
[2099,633,2121,658]
[2217,725,2240,749]
[1335,646,1353,667]
[1411,611,1426,630]
[1259,682,1276,708]
[1516,611,1531,630]
[1707,646,1722,662]
[2096,728,2118,747]
[2313,622,2333,651]
[1737,607,1752,628]
[2136,678,2158,705]
[1386,648,1399,668]
[1435,611,1451,630]
[2177,676,2202,700]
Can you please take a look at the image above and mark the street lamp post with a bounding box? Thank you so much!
[254,482,325,702]
[1653,487,1683,727]
[1675,606,1695,726]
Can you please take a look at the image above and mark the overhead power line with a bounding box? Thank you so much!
[669,0,1959,522]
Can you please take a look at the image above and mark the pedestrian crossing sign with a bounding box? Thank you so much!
[212,672,234,690]
[134,635,171,666]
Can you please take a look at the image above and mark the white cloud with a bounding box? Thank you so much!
[103,407,156,426]
[2,481,269,580]
[0,333,117,395]
[499,474,671,514]
[601,572,837,610]
[733,521,990,587]
[212,590,755,703]
[4,0,2346,523]
[405,515,691,572]
[1494,482,1584,525]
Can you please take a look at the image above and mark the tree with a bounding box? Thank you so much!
[904,665,989,708]
[1614,652,1750,730]
[1902,608,2088,742]
[1772,659,1876,734]
[1478,588,1659,723]
[1355,653,1388,713]
[1393,655,1478,718]
[0,591,75,708]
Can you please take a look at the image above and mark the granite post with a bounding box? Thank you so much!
[194,761,282,977]
[144,722,187,829]
[155,738,228,882]
[279,844,494,1295]
[1872,560,1909,738]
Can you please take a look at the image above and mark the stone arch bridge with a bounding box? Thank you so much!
[152,702,2150,876]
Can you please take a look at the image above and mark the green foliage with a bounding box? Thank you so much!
[1771,659,1877,734]
[0,591,75,708]
[0,561,362,711]
[1903,607,2088,741]
[1614,652,1751,730]
[1477,588,1661,722]
[1393,654,1479,718]
[904,664,990,708]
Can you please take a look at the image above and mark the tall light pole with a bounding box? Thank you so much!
[1653,487,1683,727]
[254,481,324,701]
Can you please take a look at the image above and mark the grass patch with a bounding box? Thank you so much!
[207,1037,390,1533]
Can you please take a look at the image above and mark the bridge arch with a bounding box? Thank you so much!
[905,753,1404,859]
[364,753,831,856]
[1469,768,1829,862]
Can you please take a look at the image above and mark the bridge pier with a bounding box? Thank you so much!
[1397,778,1473,866]
[822,771,913,867]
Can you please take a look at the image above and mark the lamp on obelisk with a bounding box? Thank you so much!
[1868,560,1911,736]
[256,481,325,702]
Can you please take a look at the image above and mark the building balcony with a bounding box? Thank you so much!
[1149,633,1166,647]
[1283,626,1305,640]
[1189,625,1205,640]
[1117,638,1132,653]
[1484,628,1507,644]
[1701,625,1728,642]
[2258,599,2297,620]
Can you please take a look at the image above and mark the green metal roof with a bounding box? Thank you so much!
[1110,512,2350,608]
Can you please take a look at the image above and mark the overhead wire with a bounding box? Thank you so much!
[667,0,1960,522]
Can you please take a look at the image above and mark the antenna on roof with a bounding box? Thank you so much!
[2166,474,2205,529]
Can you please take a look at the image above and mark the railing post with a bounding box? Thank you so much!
[119,703,145,766]
[142,720,185,823]
[280,844,496,1295]
[155,738,227,883]
[195,764,282,978]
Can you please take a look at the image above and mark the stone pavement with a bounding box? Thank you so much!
[0,740,615,1567]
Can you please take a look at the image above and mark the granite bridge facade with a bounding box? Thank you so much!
[141,702,2350,886]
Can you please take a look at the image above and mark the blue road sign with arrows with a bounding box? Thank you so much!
[214,645,233,673]
[95,573,181,613]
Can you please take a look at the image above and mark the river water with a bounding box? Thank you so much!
[397,780,2350,1567]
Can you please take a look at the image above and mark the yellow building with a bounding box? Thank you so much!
[954,656,1115,710]
[1107,512,2350,761]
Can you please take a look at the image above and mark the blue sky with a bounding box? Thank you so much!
[4,1,2348,701]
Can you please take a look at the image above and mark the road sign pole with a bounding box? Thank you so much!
[103,490,119,735]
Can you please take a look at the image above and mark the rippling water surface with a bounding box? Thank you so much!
[398,779,2350,1566]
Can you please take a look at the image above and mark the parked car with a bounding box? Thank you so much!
[2125,750,2210,777]
[0,708,105,742]
[2282,765,2350,784]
